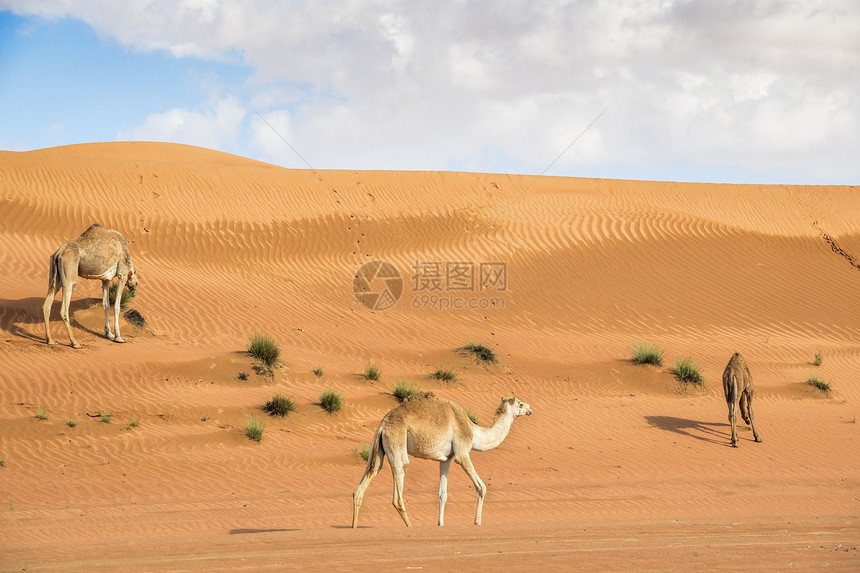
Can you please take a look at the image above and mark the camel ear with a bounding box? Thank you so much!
[504,397,515,405]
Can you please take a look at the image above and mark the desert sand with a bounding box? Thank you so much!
[0,141,857,571]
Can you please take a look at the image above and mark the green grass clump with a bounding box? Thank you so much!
[392,380,419,402]
[363,361,381,381]
[35,407,47,421]
[65,418,77,428]
[245,413,265,442]
[813,351,823,367]
[237,371,248,381]
[248,331,280,368]
[356,442,370,462]
[264,394,296,417]
[431,368,457,383]
[628,341,665,366]
[99,411,111,424]
[127,417,139,428]
[313,365,324,377]
[464,341,497,363]
[319,389,343,414]
[467,410,478,424]
[808,374,831,394]
[108,284,136,309]
[672,356,704,388]
[123,308,146,328]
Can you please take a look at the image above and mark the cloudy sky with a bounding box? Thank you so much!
[1,1,857,184]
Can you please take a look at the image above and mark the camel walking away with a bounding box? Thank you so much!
[42,223,138,348]
[352,392,532,528]
[722,352,761,447]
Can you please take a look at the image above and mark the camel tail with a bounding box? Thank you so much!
[47,247,63,291]
[362,424,386,478]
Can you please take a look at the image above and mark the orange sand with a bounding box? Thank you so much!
[0,142,857,570]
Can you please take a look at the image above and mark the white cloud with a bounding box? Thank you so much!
[117,96,246,152]
[6,0,860,182]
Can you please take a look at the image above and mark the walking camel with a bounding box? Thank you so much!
[43,223,138,348]
[722,352,761,447]
[352,392,532,528]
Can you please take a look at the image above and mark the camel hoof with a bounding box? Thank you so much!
[47,340,58,346]
[114,337,126,344]
[106,332,116,340]
[754,438,762,443]
[731,443,738,448]
[72,343,83,349]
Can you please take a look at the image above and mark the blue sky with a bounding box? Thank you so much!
[1,2,858,184]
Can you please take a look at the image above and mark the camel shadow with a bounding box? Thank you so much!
[0,296,103,342]
[644,415,732,447]
[228,528,298,535]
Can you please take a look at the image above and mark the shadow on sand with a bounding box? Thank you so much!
[0,296,105,343]
[644,415,733,446]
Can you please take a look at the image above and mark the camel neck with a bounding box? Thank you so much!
[471,410,514,451]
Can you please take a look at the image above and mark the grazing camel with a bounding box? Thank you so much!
[352,392,532,528]
[722,352,761,447]
[42,224,138,348]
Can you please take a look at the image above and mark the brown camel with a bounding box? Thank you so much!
[42,224,138,348]
[352,392,532,528]
[722,352,761,447]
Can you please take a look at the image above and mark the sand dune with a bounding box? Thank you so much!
[1,142,858,570]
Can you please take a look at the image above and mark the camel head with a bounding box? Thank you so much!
[126,268,138,291]
[501,396,532,417]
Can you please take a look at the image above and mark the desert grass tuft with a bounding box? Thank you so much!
[65,418,77,428]
[127,416,139,428]
[248,331,280,368]
[99,411,111,424]
[237,371,248,381]
[123,308,146,328]
[264,394,296,417]
[319,389,343,414]
[464,341,497,363]
[431,368,457,383]
[245,413,265,442]
[813,351,823,367]
[392,380,419,402]
[109,284,136,309]
[467,410,478,424]
[628,341,665,366]
[35,407,47,421]
[313,365,324,377]
[672,356,705,388]
[808,373,831,394]
[363,361,381,381]
[356,442,370,462]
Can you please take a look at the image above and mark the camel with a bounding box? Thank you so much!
[722,352,761,447]
[42,223,138,349]
[352,392,532,528]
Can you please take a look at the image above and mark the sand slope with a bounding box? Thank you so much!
[0,141,857,570]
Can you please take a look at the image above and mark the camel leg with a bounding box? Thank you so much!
[102,280,116,340]
[60,279,81,349]
[456,454,487,525]
[438,457,452,526]
[112,275,128,343]
[352,434,385,528]
[728,398,739,448]
[389,454,412,527]
[43,285,59,346]
[745,390,761,443]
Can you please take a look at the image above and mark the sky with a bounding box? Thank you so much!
[1,1,858,184]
